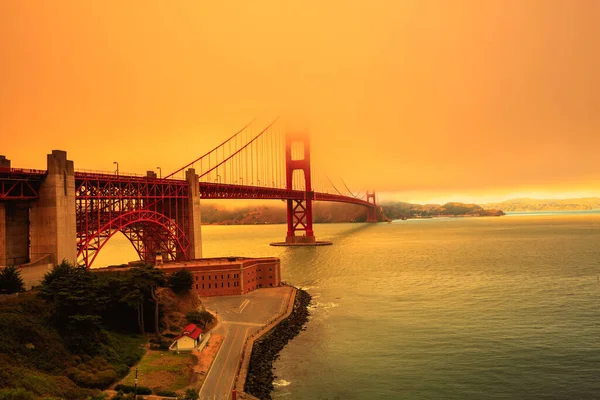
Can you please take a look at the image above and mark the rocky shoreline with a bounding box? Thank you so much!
[244,288,311,400]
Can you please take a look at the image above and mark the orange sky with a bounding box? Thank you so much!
[1,1,599,204]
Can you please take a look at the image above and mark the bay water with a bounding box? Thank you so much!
[96,213,600,399]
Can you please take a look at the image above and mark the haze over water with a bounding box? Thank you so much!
[98,212,600,399]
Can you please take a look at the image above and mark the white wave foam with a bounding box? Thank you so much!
[273,379,292,387]
[308,301,339,310]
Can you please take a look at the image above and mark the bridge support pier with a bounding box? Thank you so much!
[30,150,77,265]
[366,191,378,223]
[272,131,331,247]
[186,168,203,259]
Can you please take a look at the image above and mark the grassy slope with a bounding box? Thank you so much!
[121,351,193,392]
[0,294,145,399]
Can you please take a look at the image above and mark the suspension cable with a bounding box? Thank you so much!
[163,118,256,179]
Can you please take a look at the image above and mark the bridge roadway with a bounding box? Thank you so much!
[199,286,294,400]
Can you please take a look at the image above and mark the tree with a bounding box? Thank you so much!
[41,259,74,287]
[0,265,25,294]
[129,266,166,335]
[167,269,193,294]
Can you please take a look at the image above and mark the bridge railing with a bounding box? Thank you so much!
[0,167,47,176]
[75,169,186,181]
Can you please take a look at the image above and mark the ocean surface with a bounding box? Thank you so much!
[95,212,600,399]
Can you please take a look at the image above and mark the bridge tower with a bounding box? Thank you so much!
[366,191,378,222]
[284,132,315,244]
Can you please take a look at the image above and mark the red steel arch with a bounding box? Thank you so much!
[75,172,192,268]
[77,209,190,267]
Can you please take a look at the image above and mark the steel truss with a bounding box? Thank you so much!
[75,172,191,267]
[0,169,46,200]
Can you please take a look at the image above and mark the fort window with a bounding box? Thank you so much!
[202,284,205,289]
[221,274,224,279]
[202,276,204,280]
[228,282,230,287]
[221,282,224,288]
[195,284,198,289]
[209,283,211,289]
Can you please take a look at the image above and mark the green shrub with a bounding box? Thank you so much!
[0,266,25,294]
[110,391,134,400]
[67,356,119,388]
[154,388,178,397]
[182,388,199,400]
[0,388,35,400]
[113,385,152,395]
[185,310,213,328]
[168,269,193,294]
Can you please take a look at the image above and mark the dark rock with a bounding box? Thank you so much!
[244,288,311,400]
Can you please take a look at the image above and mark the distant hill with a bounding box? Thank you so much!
[482,197,600,212]
[380,201,504,220]
[200,201,505,225]
[200,202,370,225]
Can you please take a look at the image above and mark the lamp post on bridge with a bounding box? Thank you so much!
[113,161,119,175]
[240,177,243,185]
[156,166,161,178]
[214,175,221,183]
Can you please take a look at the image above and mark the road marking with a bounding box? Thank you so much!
[238,299,250,313]
[199,325,228,398]
[212,326,241,395]
[227,326,250,395]
[222,321,264,327]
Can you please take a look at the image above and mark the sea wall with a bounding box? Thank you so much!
[244,288,311,400]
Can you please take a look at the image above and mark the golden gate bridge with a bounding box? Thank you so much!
[0,118,379,268]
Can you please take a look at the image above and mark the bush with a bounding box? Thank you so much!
[0,388,35,400]
[113,385,152,395]
[186,310,213,328]
[181,388,199,400]
[67,356,119,388]
[154,388,178,397]
[168,269,193,294]
[0,266,25,294]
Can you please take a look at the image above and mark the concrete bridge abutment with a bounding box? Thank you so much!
[29,150,77,266]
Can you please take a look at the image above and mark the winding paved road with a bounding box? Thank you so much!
[198,286,292,400]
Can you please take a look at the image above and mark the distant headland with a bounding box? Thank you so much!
[482,197,600,212]
[380,201,505,220]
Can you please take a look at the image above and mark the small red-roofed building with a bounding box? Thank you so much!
[170,323,204,352]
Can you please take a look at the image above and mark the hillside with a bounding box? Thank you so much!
[0,263,202,399]
[482,197,600,212]
[200,201,504,224]
[380,202,505,219]
[201,202,370,224]
[0,293,144,399]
